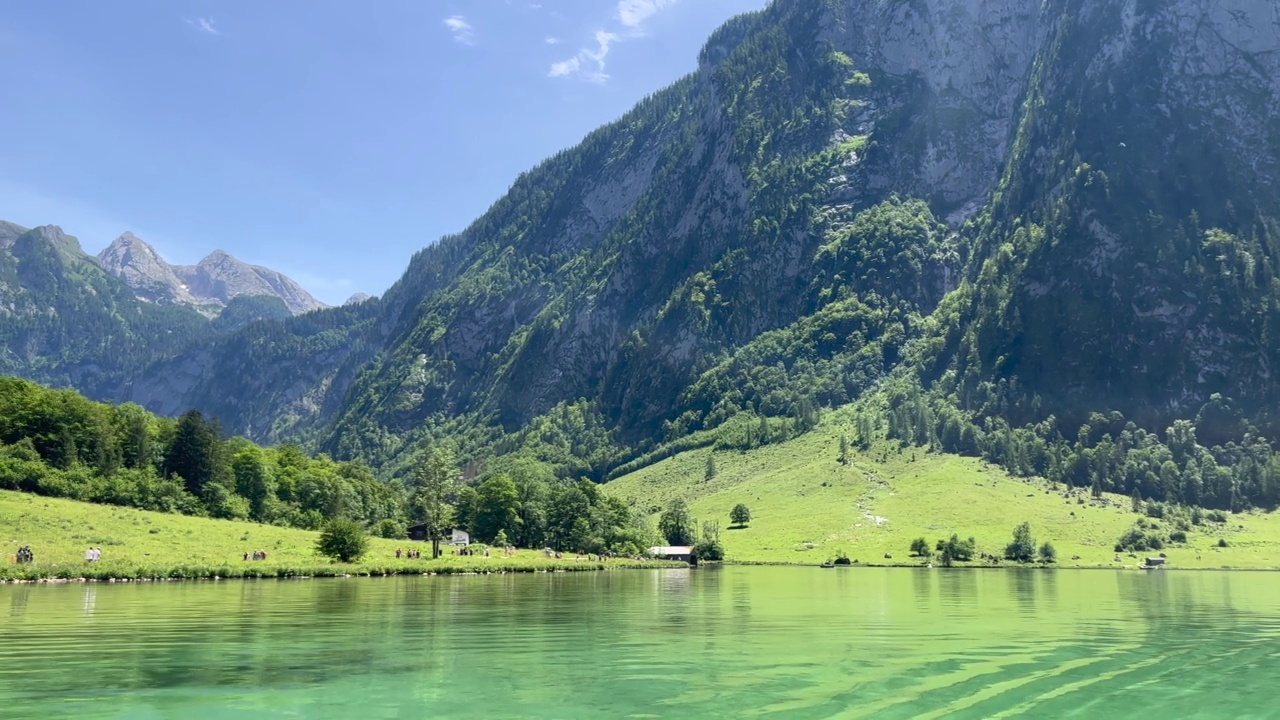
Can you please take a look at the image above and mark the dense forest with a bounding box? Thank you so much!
[0,376,659,554]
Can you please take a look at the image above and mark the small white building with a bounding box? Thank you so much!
[448,528,471,546]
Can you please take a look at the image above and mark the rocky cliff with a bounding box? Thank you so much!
[16,0,1280,476]
[96,234,328,315]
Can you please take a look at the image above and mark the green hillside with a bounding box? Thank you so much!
[605,420,1280,569]
[0,490,667,581]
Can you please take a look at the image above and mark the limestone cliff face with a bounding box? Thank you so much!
[174,250,327,315]
[96,232,197,305]
[97,234,328,315]
[93,0,1280,462]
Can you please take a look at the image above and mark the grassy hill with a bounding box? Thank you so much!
[605,422,1280,569]
[0,491,669,581]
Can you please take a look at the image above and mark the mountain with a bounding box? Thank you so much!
[0,224,210,394]
[13,0,1280,499]
[344,293,373,306]
[96,233,328,315]
[95,232,198,306]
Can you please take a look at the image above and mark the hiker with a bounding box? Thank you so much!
[93,548,101,562]
[244,552,250,561]
[86,547,94,563]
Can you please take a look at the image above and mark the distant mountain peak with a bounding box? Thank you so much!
[343,292,372,306]
[94,233,327,315]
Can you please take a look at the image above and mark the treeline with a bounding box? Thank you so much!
[411,452,658,556]
[0,376,399,530]
[877,379,1280,511]
[0,376,659,554]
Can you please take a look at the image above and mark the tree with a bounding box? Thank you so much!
[909,537,932,558]
[730,503,752,527]
[376,518,406,539]
[317,518,368,562]
[1131,488,1143,513]
[1039,541,1057,563]
[658,498,697,545]
[694,520,725,561]
[839,434,851,465]
[935,535,975,566]
[121,411,151,470]
[1005,522,1036,563]
[493,528,510,548]
[51,425,78,470]
[474,474,521,543]
[164,410,221,496]
[90,422,122,476]
[410,446,461,559]
[232,448,277,522]
[705,453,717,483]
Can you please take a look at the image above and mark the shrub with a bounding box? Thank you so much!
[1039,541,1057,563]
[1218,537,1229,548]
[1169,530,1188,543]
[1208,510,1228,523]
[1191,507,1204,525]
[375,518,406,540]
[316,518,369,562]
[909,537,932,557]
[1145,501,1166,519]
[1004,522,1036,563]
[694,539,725,562]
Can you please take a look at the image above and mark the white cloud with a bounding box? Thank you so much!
[185,17,218,36]
[548,30,617,83]
[443,15,474,46]
[545,36,560,45]
[616,0,677,29]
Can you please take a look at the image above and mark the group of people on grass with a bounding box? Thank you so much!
[394,548,423,559]
[84,547,103,563]
[12,546,34,564]
[243,550,269,561]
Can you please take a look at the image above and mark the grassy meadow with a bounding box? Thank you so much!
[0,490,674,581]
[606,423,1280,569]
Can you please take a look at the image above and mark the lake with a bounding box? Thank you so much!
[2,567,1278,718]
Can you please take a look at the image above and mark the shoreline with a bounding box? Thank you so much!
[720,560,1279,572]
[0,558,687,584]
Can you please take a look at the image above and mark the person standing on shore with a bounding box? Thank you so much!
[85,547,94,563]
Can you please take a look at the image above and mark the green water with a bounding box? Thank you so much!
[2,568,1279,718]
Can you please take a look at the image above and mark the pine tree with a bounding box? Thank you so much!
[704,452,717,483]
[839,434,851,466]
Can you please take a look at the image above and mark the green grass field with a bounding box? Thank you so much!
[606,424,1280,569]
[0,490,672,581]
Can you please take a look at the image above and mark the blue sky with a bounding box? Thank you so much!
[0,0,767,304]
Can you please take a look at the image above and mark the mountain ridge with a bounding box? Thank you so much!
[95,232,329,315]
[3,0,1279,495]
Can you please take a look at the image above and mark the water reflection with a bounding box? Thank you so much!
[2,569,1280,719]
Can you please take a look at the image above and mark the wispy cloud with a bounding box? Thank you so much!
[549,0,678,83]
[185,17,219,36]
[616,0,678,30]
[443,15,474,46]
[548,30,618,83]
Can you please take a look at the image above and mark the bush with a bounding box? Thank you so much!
[316,518,369,562]
[1191,507,1204,525]
[1145,501,1166,519]
[694,539,725,562]
[1208,510,1228,523]
[1039,541,1057,563]
[1004,522,1036,563]
[1169,530,1188,543]
[910,537,932,557]
[375,518,406,540]
[1218,537,1229,548]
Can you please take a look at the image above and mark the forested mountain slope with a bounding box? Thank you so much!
[10,0,1280,491]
